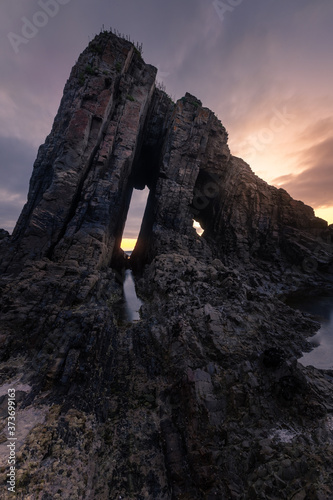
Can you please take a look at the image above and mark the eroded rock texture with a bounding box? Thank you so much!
[1,31,333,499]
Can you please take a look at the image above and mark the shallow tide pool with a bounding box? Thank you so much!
[123,269,143,322]
[288,295,333,370]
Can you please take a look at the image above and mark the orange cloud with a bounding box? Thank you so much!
[273,136,333,211]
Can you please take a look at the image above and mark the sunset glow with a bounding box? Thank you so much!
[314,208,333,226]
[120,188,149,252]
[121,238,138,252]
[193,220,204,236]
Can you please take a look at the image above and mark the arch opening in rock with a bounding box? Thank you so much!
[193,219,204,236]
[190,169,220,240]
[120,187,150,255]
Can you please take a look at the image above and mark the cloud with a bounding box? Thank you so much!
[122,188,149,239]
[0,136,36,192]
[0,136,36,231]
[0,190,27,233]
[273,136,333,209]
[297,117,333,145]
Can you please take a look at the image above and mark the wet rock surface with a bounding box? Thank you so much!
[0,31,333,499]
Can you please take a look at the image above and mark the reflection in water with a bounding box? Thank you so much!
[123,269,143,322]
[289,295,333,370]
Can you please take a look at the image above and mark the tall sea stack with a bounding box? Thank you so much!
[0,31,333,499]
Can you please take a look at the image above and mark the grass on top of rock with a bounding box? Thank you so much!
[156,81,175,104]
[92,26,144,57]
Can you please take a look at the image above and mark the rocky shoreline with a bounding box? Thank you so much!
[0,31,333,499]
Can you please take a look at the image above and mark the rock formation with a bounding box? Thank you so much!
[0,31,333,499]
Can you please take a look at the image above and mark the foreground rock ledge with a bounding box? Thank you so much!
[0,31,333,499]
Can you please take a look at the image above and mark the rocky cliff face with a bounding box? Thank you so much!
[0,31,333,499]
[6,33,157,271]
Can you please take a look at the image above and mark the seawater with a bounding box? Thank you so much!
[289,295,333,370]
[123,269,143,322]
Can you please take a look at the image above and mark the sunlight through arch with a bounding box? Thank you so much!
[121,187,149,253]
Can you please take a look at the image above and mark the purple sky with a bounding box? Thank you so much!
[1,0,332,238]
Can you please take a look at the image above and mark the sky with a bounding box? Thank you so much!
[1,0,332,251]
